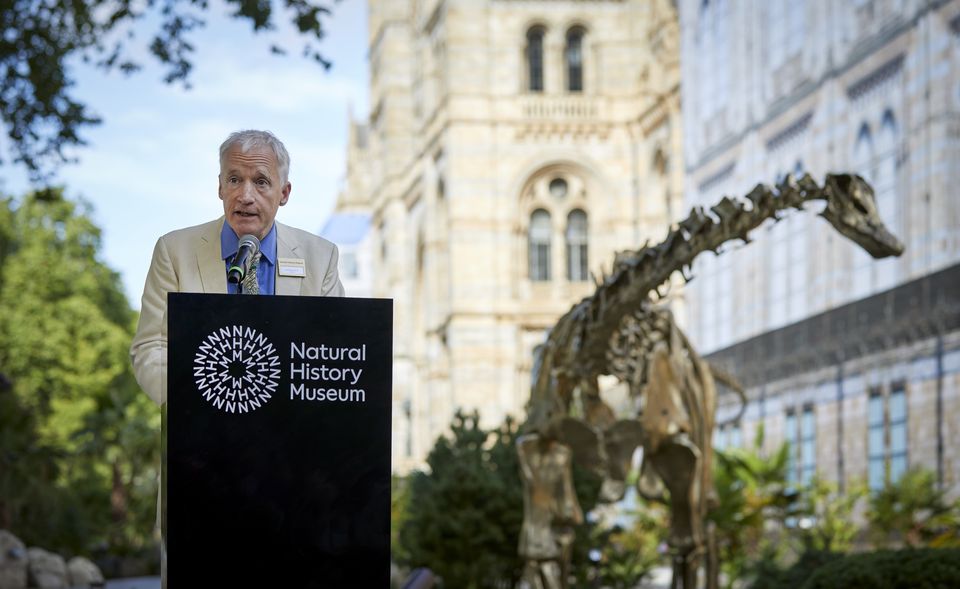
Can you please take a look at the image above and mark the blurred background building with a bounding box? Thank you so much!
[328,0,684,471]
[679,0,960,498]
[325,0,960,496]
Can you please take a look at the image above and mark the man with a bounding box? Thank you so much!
[131,130,344,586]
[130,129,345,403]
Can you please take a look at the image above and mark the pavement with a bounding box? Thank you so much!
[105,578,161,589]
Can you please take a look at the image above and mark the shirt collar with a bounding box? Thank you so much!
[220,221,277,265]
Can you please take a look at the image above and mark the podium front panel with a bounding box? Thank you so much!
[165,293,392,587]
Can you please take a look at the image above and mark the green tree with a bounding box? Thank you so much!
[0,189,158,556]
[398,411,604,589]
[797,476,866,553]
[391,474,412,566]
[587,499,666,589]
[710,427,799,589]
[1,0,336,180]
[867,467,960,549]
[398,412,525,588]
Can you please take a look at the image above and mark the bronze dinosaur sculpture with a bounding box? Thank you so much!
[518,173,905,589]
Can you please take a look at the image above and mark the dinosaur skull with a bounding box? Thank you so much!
[820,174,905,258]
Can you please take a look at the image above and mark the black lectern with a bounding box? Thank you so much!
[164,293,392,588]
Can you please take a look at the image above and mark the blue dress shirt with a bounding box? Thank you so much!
[221,223,277,294]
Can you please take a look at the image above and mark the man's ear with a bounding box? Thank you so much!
[218,175,224,201]
[280,182,292,206]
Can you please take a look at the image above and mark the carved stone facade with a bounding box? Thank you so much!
[335,0,683,471]
[680,0,960,498]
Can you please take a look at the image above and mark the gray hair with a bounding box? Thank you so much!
[219,130,291,183]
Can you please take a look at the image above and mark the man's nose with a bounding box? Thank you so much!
[238,181,256,202]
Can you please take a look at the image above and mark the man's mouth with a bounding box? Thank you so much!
[235,211,259,218]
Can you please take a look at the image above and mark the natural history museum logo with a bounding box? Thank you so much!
[194,325,281,414]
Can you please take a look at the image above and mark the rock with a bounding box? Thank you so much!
[66,557,104,588]
[0,530,28,589]
[26,548,67,589]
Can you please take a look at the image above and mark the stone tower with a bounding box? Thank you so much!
[338,0,683,471]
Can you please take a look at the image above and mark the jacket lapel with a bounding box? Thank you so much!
[276,226,303,296]
[198,218,228,294]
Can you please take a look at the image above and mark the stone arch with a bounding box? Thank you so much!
[510,155,613,287]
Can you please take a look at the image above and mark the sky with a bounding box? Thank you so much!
[2,0,370,308]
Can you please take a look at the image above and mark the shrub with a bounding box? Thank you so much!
[802,548,960,589]
[749,549,842,589]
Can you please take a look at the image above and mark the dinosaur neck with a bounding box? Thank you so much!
[572,175,825,372]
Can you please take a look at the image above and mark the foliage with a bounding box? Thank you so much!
[796,476,866,553]
[867,467,960,549]
[0,189,159,557]
[398,411,525,589]
[709,426,800,589]
[1,0,336,180]
[398,411,609,589]
[390,475,412,565]
[578,498,666,589]
[748,549,842,589]
[802,548,960,589]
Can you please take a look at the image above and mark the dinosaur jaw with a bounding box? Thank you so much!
[822,211,906,258]
[821,174,906,259]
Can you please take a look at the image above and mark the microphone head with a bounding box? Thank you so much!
[238,234,261,255]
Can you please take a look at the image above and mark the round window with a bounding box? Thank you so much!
[549,178,568,198]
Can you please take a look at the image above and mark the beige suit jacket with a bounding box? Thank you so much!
[129,217,345,405]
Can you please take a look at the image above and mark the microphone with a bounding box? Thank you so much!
[227,234,261,285]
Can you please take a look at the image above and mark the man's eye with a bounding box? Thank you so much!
[229,177,240,184]
[257,178,269,187]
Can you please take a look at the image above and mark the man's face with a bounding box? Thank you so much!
[218,145,291,239]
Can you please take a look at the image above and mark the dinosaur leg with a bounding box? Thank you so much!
[649,435,703,589]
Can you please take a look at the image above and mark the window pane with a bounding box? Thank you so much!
[549,178,568,198]
[785,413,797,444]
[868,394,884,425]
[526,28,544,92]
[801,408,815,439]
[890,455,907,483]
[566,28,584,92]
[868,427,884,458]
[890,389,906,421]
[566,210,588,281]
[869,458,885,491]
[890,422,907,453]
[801,440,815,466]
[529,210,551,281]
[531,211,551,237]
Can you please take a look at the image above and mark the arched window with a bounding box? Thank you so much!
[853,122,873,173]
[877,110,898,183]
[566,209,588,281]
[529,209,552,281]
[565,27,585,92]
[526,27,546,92]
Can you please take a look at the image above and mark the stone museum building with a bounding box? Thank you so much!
[328,0,684,471]
[678,0,960,497]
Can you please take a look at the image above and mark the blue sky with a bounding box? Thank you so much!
[2,0,369,308]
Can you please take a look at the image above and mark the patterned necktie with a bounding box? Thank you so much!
[241,251,262,295]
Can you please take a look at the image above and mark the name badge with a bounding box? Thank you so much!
[278,258,306,277]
